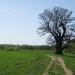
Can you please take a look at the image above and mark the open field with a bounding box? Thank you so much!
[0,50,51,75]
[0,50,74,75]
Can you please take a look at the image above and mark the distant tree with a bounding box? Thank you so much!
[38,7,75,55]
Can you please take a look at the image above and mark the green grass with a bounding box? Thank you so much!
[0,50,51,75]
[0,50,75,75]
[48,62,65,75]
[63,53,75,75]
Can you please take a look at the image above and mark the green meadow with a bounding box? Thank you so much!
[0,50,74,75]
[0,50,51,75]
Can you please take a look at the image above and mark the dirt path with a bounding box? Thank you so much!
[43,55,55,75]
[43,61,53,75]
[55,56,73,75]
[43,55,73,75]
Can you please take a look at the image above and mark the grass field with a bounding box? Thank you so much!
[0,50,52,75]
[0,50,74,75]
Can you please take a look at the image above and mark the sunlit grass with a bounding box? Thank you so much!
[0,51,51,75]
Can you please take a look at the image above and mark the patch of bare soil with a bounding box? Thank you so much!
[43,55,73,75]
[55,56,73,75]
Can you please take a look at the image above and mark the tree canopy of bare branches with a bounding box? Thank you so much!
[38,7,75,55]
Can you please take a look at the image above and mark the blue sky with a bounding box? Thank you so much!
[0,0,75,45]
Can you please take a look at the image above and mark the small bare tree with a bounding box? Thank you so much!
[38,7,75,55]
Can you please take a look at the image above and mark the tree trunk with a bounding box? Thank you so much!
[55,40,63,55]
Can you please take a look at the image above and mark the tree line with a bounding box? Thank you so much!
[0,44,51,51]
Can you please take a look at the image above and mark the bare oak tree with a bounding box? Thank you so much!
[38,7,75,55]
